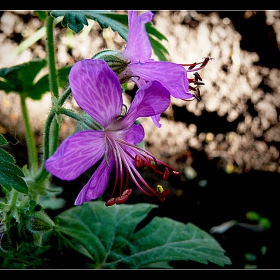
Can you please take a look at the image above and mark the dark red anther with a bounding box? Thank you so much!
[122,189,132,196]
[144,157,152,167]
[172,170,182,176]
[192,88,201,102]
[105,198,116,207]
[194,72,202,81]
[158,188,171,199]
[163,167,169,180]
[135,155,143,168]
[201,57,213,67]
[194,82,205,86]
[188,63,197,70]
[115,194,129,204]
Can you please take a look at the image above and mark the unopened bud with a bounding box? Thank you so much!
[92,50,129,75]
[25,211,54,234]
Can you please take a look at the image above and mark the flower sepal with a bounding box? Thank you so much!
[24,210,55,234]
[92,49,129,75]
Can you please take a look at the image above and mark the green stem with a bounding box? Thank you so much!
[9,188,19,208]
[35,87,71,182]
[34,108,55,183]
[58,86,71,106]
[20,95,37,167]
[45,15,60,156]
[46,15,59,99]
[59,107,103,130]
[34,87,72,183]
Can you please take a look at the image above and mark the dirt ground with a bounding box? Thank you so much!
[0,10,280,269]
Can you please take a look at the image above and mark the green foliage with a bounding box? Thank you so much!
[0,60,71,100]
[146,22,169,61]
[50,11,128,40]
[29,65,72,99]
[0,134,28,194]
[246,211,271,229]
[54,201,232,269]
[34,11,49,21]
[0,225,52,268]
[0,59,47,96]
[149,36,169,61]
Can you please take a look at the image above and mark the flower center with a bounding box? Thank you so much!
[104,134,182,207]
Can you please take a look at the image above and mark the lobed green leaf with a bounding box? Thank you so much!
[55,201,231,269]
[0,59,47,94]
[0,60,71,100]
[50,11,128,40]
[0,161,28,193]
[0,136,28,194]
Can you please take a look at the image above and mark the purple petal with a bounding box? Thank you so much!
[116,80,170,129]
[151,114,162,128]
[122,10,153,63]
[74,146,115,205]
[45,130,106,180]
[129,61,193,99]
[125,123,145,145]
[69,59,123,128]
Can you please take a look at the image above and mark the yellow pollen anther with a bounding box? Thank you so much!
[156,185,164,193]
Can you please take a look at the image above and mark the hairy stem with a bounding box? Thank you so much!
[20,95,37,167]
[45,15,60,156]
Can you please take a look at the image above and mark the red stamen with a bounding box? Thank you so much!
[158,188,171,198]
[172,170,182,176]
[122,189,132,196]
[157,188,171,202]
[163,167,169,180]
[105,198,116,206]
[135,155,143,168]
[115,194,129,204]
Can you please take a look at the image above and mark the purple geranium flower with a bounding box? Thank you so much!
[93,10,213,127]
[45,59,181,206]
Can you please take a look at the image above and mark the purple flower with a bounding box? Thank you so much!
[93,10,212,127]
[45,59,181,206]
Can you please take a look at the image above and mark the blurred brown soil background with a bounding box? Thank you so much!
[0,10,280,269]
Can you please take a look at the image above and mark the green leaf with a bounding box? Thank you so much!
[0,61,72,100]
[55,202,157,264]
[0,202,11,212]
[28,65,72,100]
[0,161,28,193]
[50,11,128,40]
[0,134,8,145]
[149,35,169,61]
[0,137,28,194]
[0,59,47,97]
[146,22,168,41]
[129,217,231,268]
[0,148,15,164]
[55,201,231,269]
[62,13,89,34]
[146,22,169,61]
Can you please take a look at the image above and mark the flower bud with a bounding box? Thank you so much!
[92,49,129,75]
[25,211,54,234]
